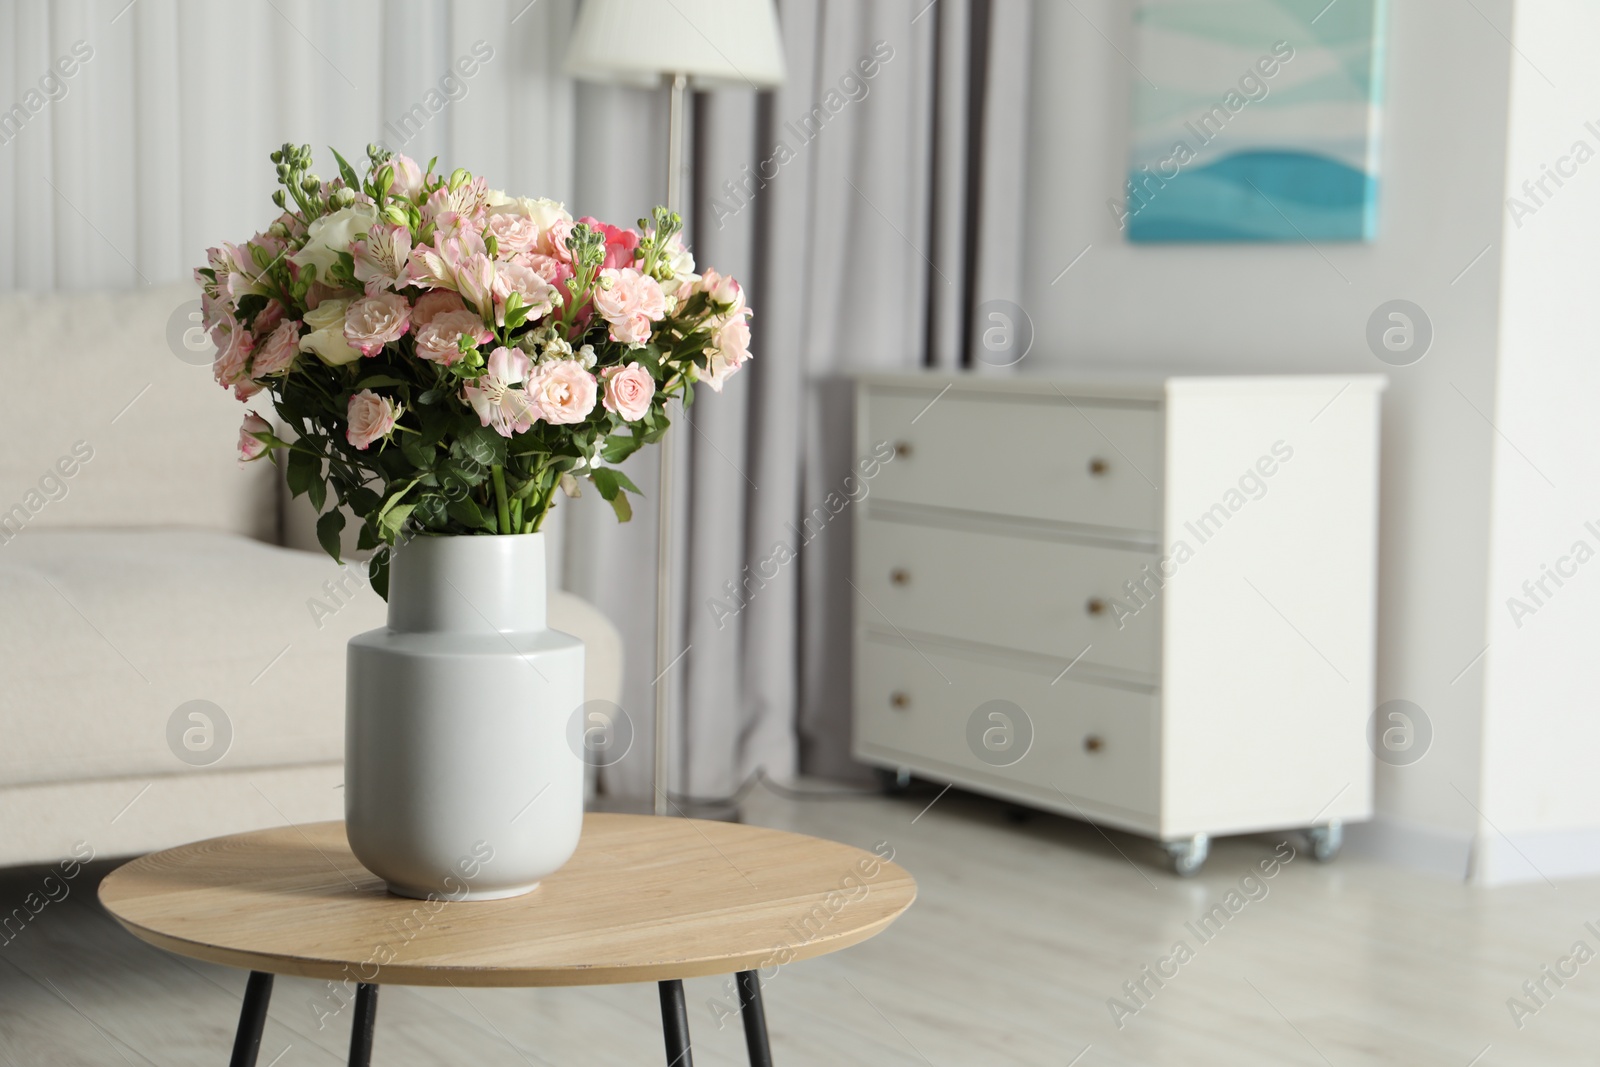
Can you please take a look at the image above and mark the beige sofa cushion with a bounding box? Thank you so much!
[0,530,622,789]
[0,284,277,541]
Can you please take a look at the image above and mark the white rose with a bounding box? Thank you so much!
[490,196,570,227]
[298,298,362,365]
[484,188,513,208]
[290,203,379,279]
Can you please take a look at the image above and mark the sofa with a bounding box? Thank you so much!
[0,284,621,868]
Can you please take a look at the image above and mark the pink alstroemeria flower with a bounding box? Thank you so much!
[462,346,538,438]
[352,222,413,295]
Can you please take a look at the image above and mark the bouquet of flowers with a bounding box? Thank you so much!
[196,143,751,592]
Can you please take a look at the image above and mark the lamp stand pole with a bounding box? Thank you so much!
[654,72,689,818]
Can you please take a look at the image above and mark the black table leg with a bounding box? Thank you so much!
[229,971,274,1067]
[736,970,773,1066]
[658,979,694,1066]
[348,983,379,1066]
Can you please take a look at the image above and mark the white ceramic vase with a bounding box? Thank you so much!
[345,532,584,900]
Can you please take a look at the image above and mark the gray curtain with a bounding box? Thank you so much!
[0,0,1032,799]
[565,0,1036,799]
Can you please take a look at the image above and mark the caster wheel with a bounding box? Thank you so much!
[873,766,912,796]
[1307,821,1343,863]
[1163,833,1209,877]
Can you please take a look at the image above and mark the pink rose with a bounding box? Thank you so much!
[490,197,572,256]
[344,292,412,357]
[411,289,466,327]
[529,361,598,425]
[698,268,745,312]
[414,309,494,365]
[520,253,573,292]
[487,212,539,256]
[346,389,400,450]
[592,267,666,344]
[601,362,655,422]
[252,319,300,377]
[238,413,272,465]
[702,310,753,393]
[253,298,286,336]
[547,217,576,264]
[493,258,559,325]
[579,217,640,269]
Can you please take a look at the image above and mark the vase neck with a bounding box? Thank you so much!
[386,533,547,634]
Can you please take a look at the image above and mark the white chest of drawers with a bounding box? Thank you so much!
[851,373,1385,872]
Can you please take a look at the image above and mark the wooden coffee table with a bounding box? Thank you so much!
[98,813,916,1066]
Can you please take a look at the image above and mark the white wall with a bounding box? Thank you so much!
[1018,0,1516,873]
[1477,1,1600,885]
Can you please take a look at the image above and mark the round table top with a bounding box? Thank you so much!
[98,814,916,987]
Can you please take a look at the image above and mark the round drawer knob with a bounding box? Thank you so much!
[1088,457,1110,476]
[1085,598,1106,616]
[890,568,911,586]
[1084,734,1105,753]
[894,441,913,458]
[890,691,911,710]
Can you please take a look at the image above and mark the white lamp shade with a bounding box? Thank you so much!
[565,0,786,89]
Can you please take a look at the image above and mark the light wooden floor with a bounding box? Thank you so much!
[1,781,1594,1066]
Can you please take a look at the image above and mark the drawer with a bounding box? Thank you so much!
[854,638,1158,816]
[856,519,1160,676]
[864,388,1162,532]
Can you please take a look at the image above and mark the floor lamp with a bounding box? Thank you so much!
[566,0,786,816]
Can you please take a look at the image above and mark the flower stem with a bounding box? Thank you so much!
[491,464,511,534]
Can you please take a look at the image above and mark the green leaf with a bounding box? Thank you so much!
[354,374,409,389]
[367,549,391,601]
[356,521,380,552]
[634,344,663,375]
[308,476,327,513]
[375,477,421,526]
[412,493,448,528]
[400,432,436,470]
[601,467,641,496]
[331,147,362,191]
[602,434,644,464]
[379,502,416,540]
[316,509,345,563]
[589,466,638,517]
[447,495,494,531]
[286,448,321,499]
[589,466,622,501]
[345,485,382,515]
[452,425,507,467]
[439,458,488,489]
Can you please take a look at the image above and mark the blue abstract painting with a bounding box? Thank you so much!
[1123,0,1386,242]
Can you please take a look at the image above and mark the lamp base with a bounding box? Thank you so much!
[587,793,742,823]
